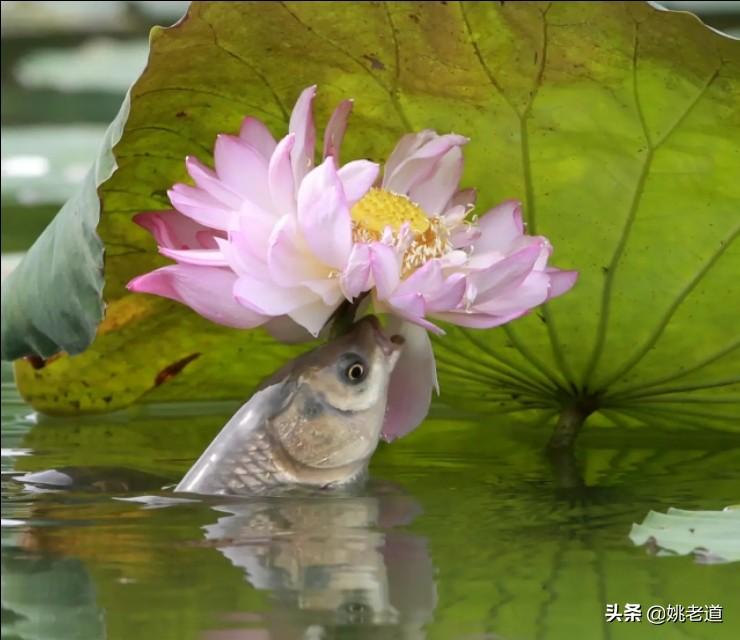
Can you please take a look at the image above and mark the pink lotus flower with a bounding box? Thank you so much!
[128,86,577,442]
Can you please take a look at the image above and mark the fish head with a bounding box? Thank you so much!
[303,315,404,413]
[273,315,405,473]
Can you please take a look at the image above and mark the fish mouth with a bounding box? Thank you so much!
[363,315,405,356]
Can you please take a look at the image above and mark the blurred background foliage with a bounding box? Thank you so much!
[1,2,188,262]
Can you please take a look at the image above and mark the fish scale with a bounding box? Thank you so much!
[214,432,283,494]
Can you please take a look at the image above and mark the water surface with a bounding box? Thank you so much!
[2,378,738,640]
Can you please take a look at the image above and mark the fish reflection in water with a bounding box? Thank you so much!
[5,473,436,639]
[200,486,436,639]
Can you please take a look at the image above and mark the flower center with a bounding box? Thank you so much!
[350,188,451,276]
[351,187,430,235]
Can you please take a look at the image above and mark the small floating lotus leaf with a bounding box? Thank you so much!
[630,506,740,564]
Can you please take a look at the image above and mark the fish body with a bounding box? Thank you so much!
[175,316,404,496]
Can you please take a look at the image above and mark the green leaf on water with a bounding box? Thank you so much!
[630,507,740,564]
[1,2,738,436]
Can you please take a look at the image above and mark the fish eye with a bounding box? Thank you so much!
[338,599,373,624]
[338,353,368,385]
[346,362,366,382]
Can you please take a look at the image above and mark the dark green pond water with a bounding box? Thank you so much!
[2,377,738,640]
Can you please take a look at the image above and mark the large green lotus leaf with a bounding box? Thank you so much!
[1,2,738,436]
